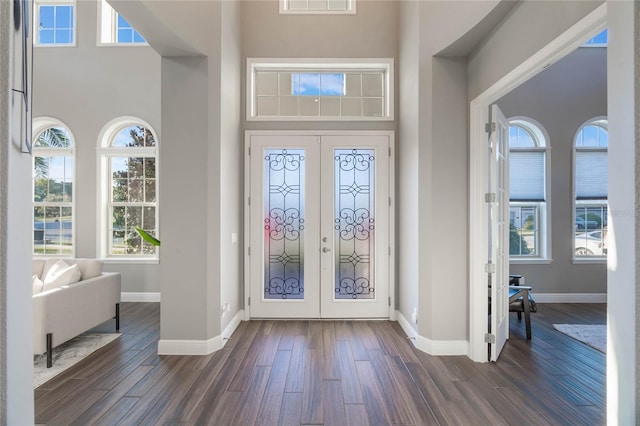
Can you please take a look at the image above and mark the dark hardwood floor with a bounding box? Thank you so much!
[35,302,606,425]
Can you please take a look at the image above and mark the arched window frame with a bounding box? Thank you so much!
[573,117,608,262]
[32,117,76,257]
[508,117,551,263]
[98,117,159,262]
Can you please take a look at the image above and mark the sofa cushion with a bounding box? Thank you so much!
[74,259,103,280]
[32,275,43,294]
[43,260,82,291]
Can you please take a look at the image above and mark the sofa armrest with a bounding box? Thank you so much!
[33,272,121,354]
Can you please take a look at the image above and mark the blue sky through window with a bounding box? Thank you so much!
[117,14,146,43]
[292,73,344,96]
[584,29,607,46]
[38,5,74,45]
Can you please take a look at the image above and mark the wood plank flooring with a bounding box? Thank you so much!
[35,302,606,425]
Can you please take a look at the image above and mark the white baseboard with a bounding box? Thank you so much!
[395,310,468,356]
[534,293,607,303]
[121,292,161,302]
[157,310,244,355]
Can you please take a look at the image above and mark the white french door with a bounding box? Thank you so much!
[489,104,510,361]
[246,132,392,319]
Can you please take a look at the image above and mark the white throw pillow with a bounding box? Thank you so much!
[32,275,43,294]
[43,260,82,291]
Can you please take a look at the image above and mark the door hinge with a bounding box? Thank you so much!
[484,333,496,344]
[248,297,251,306]
[248,196,251,206]
[248,146,251,156]
[485,122,496,133]
[389,246,391,256]
[248,247,251,256]
[485,192,496,203]
[388,297,391,307]
[389,146,391,156]
[485,263,496,274]
[389,197,391,206]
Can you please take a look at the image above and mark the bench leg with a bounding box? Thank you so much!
[46,333,53,368]
[523,298,532,340]
[115,303,120,331]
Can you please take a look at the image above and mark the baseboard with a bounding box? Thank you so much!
[534,293,607,303]
[121,292,161,302]
[157,310,244,356]
[395,310,468,356]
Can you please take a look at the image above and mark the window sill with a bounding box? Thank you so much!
[96,42,150,47]
[101,257,159,265]
[34,44,76,48]
[509,258,553,265]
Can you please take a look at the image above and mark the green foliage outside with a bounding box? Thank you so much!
[523,214,535,231]
[509,224,531,256]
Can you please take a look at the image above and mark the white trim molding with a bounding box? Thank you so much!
[533,293,606,303]
[121,292,160,302]
[396,311,468,356]
[158,310,244,355]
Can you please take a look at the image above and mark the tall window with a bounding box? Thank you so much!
[99,119,158,259]
[98,0,146,45]
[508,119,549,259]
[32,121,74,255]
[574,118,608,259]
[35,1,75,46]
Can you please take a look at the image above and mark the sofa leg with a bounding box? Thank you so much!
[46,333,53,368]
[115,303,120,331]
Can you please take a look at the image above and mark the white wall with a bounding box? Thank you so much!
[32,0,161,293]
[607,0,638,421]
[497,47,607,294]
[2,0,35,422]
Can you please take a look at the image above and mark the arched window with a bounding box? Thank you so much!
[508,118,549,260]
[99,118,158,259]
[574,118,608,259]
[32,118,75,256]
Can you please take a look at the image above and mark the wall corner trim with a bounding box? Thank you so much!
[396,310,469,356]
[157,310,244,356]
[121,292,161,302]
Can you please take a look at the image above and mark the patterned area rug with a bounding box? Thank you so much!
[34,333,120,388]
[553,324,606,353]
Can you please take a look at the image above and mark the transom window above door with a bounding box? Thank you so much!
[247,59,394,121]
[279,0,356,14]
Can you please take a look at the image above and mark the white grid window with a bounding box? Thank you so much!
[508,119,549,260]
[574,118,608,259]
[35,1,75,46]
[98,0,146,45]
[32,120,75,256]
[248,59,393,121]
[280,0,356,14]
[99,119,158,259]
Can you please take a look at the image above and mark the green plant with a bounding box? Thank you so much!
[135,227,161,247]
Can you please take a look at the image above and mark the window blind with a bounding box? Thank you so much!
[576,150,608,200]
[509,151,545,201]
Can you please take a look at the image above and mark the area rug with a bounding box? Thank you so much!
[553,324,606,353]
[34,333,120,388]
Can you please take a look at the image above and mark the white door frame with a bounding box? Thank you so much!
[244,130,395,321]
[468,4,607,362]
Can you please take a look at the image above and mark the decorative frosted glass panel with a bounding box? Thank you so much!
[264,149,305,299]
[280,0,355,14]
[334,149,375,299]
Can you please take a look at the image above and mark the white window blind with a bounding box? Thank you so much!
[509,151,545,201]
[576,150,608,199]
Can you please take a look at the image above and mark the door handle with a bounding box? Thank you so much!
[322,247,331,253]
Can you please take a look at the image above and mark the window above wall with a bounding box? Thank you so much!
[34,0,75,46]
[280,0,356,14]
[583,29,607,47]
[98,0,147,45]
[247,59,394,121]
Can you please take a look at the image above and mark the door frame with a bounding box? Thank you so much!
[468,4,606,362]
[244,130,395,321]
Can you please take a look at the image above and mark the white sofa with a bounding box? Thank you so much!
[32,258,121,367]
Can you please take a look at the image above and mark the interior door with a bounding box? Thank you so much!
[489,104,510,361]
[247,133,391,319]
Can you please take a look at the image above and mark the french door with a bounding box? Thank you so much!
[246,132,392,319]
[488,104,510,361]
